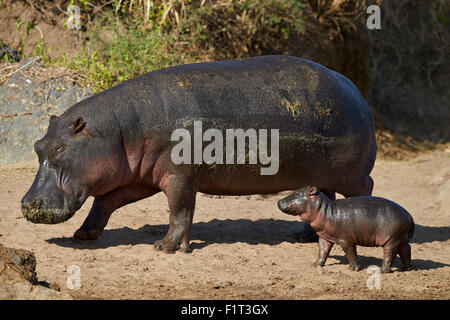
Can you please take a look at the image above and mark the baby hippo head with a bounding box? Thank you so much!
[277,186,320,216]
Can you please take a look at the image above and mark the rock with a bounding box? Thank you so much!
[0,58,93,164]
[0,243,72,300]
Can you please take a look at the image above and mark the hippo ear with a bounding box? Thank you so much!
[50,115,57,122]
[308,187,319,196]
[72,117,86,134]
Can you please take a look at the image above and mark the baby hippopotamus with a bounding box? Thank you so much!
[278,186,414,273]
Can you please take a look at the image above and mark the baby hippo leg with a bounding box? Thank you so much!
[341,243,360,271]
[314,237,334,267]
[397,241,412,271]
[381,241,399,273]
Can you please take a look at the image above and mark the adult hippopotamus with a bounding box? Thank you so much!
[21,55,376,253]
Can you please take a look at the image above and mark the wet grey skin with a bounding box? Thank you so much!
[278,186,415,273]
[22,55,376,253]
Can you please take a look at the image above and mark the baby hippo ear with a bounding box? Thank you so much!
[72,117,86,134]
[308,187,319,196]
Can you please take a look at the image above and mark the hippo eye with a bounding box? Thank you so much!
[294,192,301,197]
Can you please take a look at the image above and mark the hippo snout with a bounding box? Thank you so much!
[278,199,289,212]
[21,157,87,224]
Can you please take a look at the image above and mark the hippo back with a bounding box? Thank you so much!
[63,55,376,194]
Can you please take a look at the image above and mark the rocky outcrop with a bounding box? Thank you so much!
[0,243,72,300]
[0,58,92,164]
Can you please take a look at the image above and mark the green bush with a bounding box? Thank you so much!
[37,15,182,92]
[32,0,360,90]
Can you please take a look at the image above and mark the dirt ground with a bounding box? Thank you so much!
[0,149,449,300]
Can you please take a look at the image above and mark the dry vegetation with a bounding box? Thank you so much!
[368,0,449,144]
[0,56,85,87]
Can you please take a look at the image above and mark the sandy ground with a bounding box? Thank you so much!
[0,150,449,300]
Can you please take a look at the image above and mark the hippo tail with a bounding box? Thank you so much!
[407,220,415,243]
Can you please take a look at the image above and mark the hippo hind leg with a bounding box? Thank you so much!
[381,241,399,273]
[154,176,196,254]
[294,224,319,243]
[340,175,374,198]
[397,241,412,271]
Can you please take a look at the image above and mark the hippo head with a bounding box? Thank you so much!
[277,186,320,216]
[21,111,126,224]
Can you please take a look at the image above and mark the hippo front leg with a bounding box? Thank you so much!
[154,176,197,253]
[74,185,159,240]
[314,237,334,267]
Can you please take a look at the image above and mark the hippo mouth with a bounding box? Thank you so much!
[21,158,87,224]
[21,200,78,224]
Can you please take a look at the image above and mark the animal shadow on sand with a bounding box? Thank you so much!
[327,255,450,272]
[47,220,449,270]
[410,225,450,244]
[47,218,302,250]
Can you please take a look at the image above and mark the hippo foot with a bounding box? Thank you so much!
[400,265,412,272]
[349,263,360,271]
[380,263,392,273]
[313,260,325,268]
[153,239,178,254]
[293,225,319,243]
[177,243,193,254]
[73,228,103,240]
